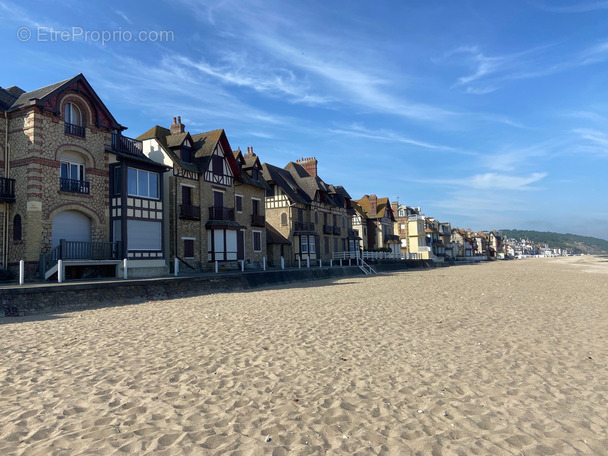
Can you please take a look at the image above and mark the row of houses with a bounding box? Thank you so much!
[0,74,505,281]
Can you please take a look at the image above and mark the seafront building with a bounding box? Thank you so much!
[138,118,269,272]
[351,194,399,255]
[0,74,168,280]
[262,157,356,267]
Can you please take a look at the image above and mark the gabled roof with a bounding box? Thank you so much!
[354,195,394,221]
[0,74,122,130]
[283,161,341,207]
[138,125,240,177]
[233,149,270,191]
[262,162,310,205]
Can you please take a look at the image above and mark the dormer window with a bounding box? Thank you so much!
[181,146,192,163]
[64,102,85,137]
[252,166,259,181]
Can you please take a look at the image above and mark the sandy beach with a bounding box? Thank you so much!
[1,256,607,455]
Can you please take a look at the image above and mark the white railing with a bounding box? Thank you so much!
[332,251,402,261]
[407,215,425,221]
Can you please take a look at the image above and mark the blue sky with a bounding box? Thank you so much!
[1,0,607,240]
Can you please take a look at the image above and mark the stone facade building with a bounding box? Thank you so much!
[0,74,167,280]
[138,118,269,271]
[262,158,355,266]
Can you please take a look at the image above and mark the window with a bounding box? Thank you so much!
[252,167,259,181]
[113,167,122,195]
[235,194,243,212]
[342,216,346,228]
[309,236,316,254]
[181,147,192,163]
[184,239,195,258]
[315,210,319,223]
[127,220,162,250]
[127,168,159,199]
[399,209,405,217]
[253,230,262,252]
[182,186,192,206]
[212,154,224,175]
[333,237,338,252]
[65,103,83,126]
[324,236,330,254]
[60,161,85,181]
[252,198,260,216]
[301,235,308,254]
[13,214,22,241]
[281,213,287,226]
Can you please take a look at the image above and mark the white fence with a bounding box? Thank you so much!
[332,251,414,261]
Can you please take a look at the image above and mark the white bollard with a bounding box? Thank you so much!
[330,259,333,268]
[306,257,310,268]
[263,256,266,271]
[215,260,218,273]
[174,257,179,277]
[241,260,245,272]
[19,259,24,285]
[298,257,301,269]
[58,259,63,283]
[281,257,284,270]
[319,259,322,268]
[123,258,128,279]
[340,259,342,267]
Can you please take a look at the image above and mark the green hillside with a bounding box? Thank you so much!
[500,229,608,255]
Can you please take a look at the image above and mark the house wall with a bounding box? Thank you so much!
[6,98,111,278]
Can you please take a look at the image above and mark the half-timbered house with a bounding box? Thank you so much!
[139,117,263,271]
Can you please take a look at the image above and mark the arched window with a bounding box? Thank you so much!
[64,102,85,137]
[13,214,22,241]
[281,213,288,226]
[65,102,83,126]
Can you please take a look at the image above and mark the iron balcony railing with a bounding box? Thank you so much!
[65,122,86,138]
[347,229,359,238]
[385,234,400,242]
[332,226,341,235]
[111,132,144,157]
[208,206,235,221]
[323,224,332,234]
[0,176,16,202]
[179,204,201,220]
[59,177,90,194]
[294,221,315,231]
[251,214,265,227]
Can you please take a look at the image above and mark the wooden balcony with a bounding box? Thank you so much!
[59,177,90,194]
[0,177,15,202]
[251,214,265,227]
[180,204,201,220]
[111,132,144,157]
[39,240,122,280]
[209,206,235,221]
[65,122,85,138]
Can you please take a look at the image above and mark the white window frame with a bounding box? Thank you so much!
[128,167,160,200]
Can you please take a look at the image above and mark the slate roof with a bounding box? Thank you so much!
[261,163,310,205]
[232,150,271,191]
[137,126,237,176]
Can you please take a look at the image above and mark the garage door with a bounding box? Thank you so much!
[52,210,92,247]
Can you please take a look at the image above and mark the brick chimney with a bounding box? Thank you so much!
[391,201,399,216]
[170,116,185,135]
[296,157,318,177]
[368,194,377,217]
[245,146,256,158]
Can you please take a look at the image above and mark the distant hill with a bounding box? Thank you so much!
[500,229,608,255]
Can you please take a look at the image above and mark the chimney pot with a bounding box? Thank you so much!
[170,115,185,135]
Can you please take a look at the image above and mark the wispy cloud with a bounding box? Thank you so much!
[328,124,463,152]
[407,172,548,191]
[441,39,608,93]
[572,128,608,156]
[115,10,132,24]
